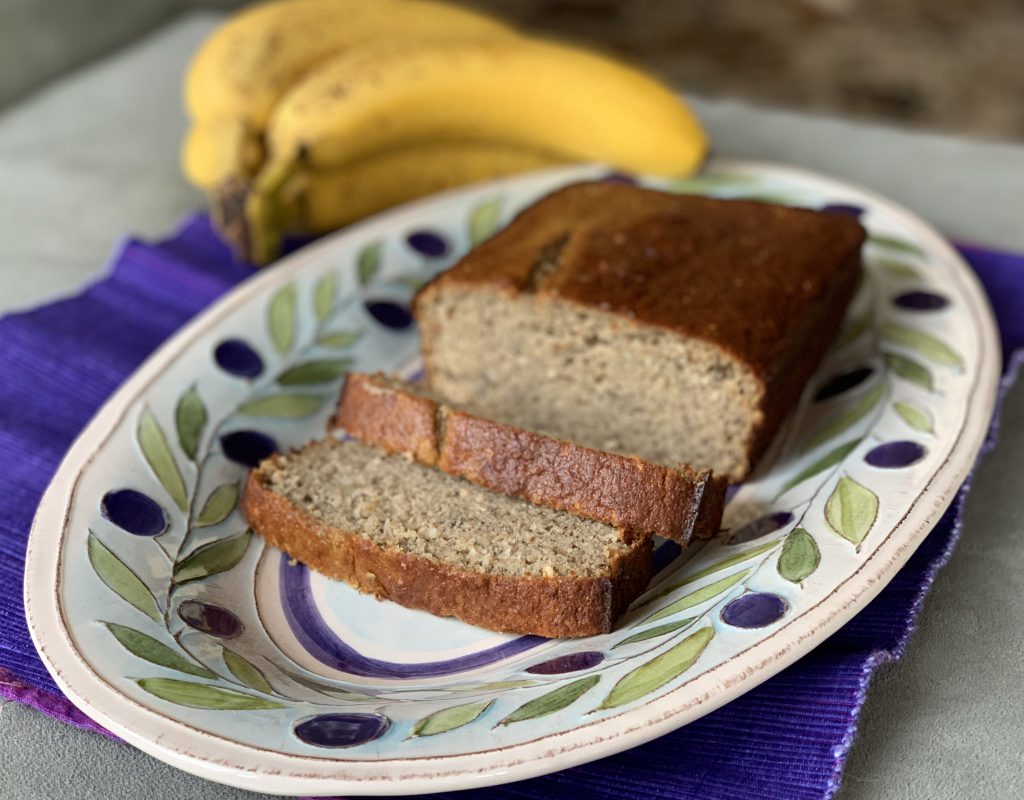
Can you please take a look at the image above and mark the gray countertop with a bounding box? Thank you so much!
[1,12,1023,800]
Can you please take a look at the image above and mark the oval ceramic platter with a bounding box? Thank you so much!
[25,161,999,795]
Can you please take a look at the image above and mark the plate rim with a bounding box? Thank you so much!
[23,159,1001,795]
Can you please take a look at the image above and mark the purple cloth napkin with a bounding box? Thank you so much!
[1,216,1022,799]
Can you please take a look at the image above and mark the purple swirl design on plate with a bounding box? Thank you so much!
[365,301,413,330]
[814,367,874,401]
[294,712,390,748]
[100,489,166,536]
[526,651,604,674]
[177,601,243,638]
[220,430,278,467]
[894,291,949,311]
[721,593,788,628]
[279,556,545,678]
[406,231,449,258]
[865,440,926,468]
[726,512,793,546]
[214,339,264,378]
[821,203,865,219]
[600,172,638,185]
[652,539,682,574]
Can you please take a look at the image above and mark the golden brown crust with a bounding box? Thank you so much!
[335,373,726,543]
[414,181,865,479]
[241,462,652,638]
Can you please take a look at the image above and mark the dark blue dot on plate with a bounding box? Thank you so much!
[894,291,949,311]
[652,540,683,574]
[600,172,638,185]
[406,231,448,258]
[100,489,167,536]
[214,339,264,378]
[821,203,865,219]
[721,592,787,628]
[177,601,243,638]
[294,713,390,748]
[220,430,278,467]
[726,511,794,546]
[526,651,604,675]
[865,440,925,468]
[365,301,413,330]
[814,367,874,401]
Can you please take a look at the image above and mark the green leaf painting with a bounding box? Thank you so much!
[825,476,879,546]
[313,273,336,322]
[667,174,757,194]
[267,284,297,355]
[412,700,493,737]
[137,408,187,511]
[834,315,870,349]
[196,482,239,527]
[318,330,362,349]
[894,401,933,433]
[277,359,351,386]
[174,387,206,462]
[643,569,752,625]
[137,678,282,710]
[223,649,273,694]
[104,623,216,679]
[869,234,926,257]
[653,540,779,599]
[237,394,326,418]
[777,438,861,497]
[614,618,696,649]
[777,528,820,583]
[282,670,378,702]
[172,530,251,585]
[876,258,921,279]
[884,352,934,390]
[804,382,884,452]
[599,626,714,710]
[88,535,160,622]
[498,676,600,726]
[881,323,963,368]
[468,197,503,246]
[357,242,381,287]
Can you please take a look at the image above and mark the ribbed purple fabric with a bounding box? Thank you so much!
[1,216,1021,799]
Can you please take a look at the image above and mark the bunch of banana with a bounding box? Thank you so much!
[183,0,708,265]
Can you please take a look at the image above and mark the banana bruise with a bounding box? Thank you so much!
[267,37,708,177]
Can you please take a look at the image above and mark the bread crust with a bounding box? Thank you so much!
[334,373,726,543]
[414,182,865,480]
[242,459,653,638]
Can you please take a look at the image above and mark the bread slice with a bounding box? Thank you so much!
[241,439,652,637]
[332,372,725,544]
[415,181,865,481]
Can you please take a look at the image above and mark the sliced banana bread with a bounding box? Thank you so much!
[415,181,865,481]
[332,372,726,543]
[241,439,651,637]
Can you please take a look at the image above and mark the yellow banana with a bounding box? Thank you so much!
[266,36,707,177]
[240,142,562,264]
[185,0,513,127]
[182,120,265,189]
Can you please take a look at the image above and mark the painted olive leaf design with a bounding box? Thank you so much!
[884,352,934,391]
[599,626,714,710]
[825,476,879,546]
[137,408,188,511]
[104,622,216,679]
[223,648,273,694]
[468,197,503,246]
[614,618,696,649]
[282,669,378,702]
[174,387,206,462]
[412,699,494,737]
[876,258,921,279]
[357,242,381,287]
[277,358,352,386]
[237,394,326,418]
[318,330,362,349]
[137,678,283,710]
[882,323,963,369]
[894,400,933,433]
[869,234,926,257]
[803,381,884,452]
[450,680,537,692]
[777,528,821,583]
[497,675,599,726]
[196,482,239,527]
[267,284,297,355]
[647,539,779,605]
[173,530,251,585]
[88,534,160,622]
[391,275,429,292]
[313,273,336,322]
[643,569,751,625]
[777,438,861,498]
[834,315,869,349]
[667,173,757,194]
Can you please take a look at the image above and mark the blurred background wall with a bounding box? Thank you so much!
[0,0,1020,140]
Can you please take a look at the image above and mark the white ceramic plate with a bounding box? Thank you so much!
[25,161,999,795]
